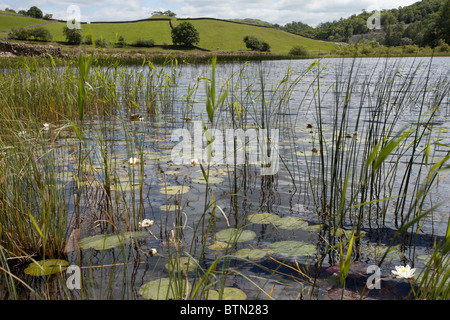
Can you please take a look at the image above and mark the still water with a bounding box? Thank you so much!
[16,56,450,300]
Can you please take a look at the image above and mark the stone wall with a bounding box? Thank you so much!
[0,40,63,57]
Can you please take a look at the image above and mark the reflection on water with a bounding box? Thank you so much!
[4,56,450,300]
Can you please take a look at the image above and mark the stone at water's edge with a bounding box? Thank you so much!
[0,40,63,57]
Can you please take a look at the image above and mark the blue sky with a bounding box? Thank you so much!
[1,0,419,27]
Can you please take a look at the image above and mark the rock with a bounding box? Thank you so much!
[0,40,63,58]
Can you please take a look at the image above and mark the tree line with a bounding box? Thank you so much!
[279,0,449,47]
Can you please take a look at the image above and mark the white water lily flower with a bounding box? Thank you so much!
[129,157,139,165]
[191,158,199,166]
[139,219,154,228]
[149,248,157,256]
[392,265,416,279]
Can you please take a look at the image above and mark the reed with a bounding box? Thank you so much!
[0,53,448,300]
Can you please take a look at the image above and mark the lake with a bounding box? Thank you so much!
[1,56,449,300]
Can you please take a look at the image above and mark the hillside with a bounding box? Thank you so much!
[281,0,449,47]
[0,11,338,56]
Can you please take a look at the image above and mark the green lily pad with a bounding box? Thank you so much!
[305,224,323,232]
[208,241,229,250]
[236,248,273,261]
[248,249,273,261]
[269,241,317,257]
[360,244,402,261]
[79,231,149,250]
[24,259,69,276]
[235,248,252,259]
[207,287,247,300]
[215,228,256,243]
[247,213,280,225]
[160,185,190,195]
[165,256,199,273]
[275,217,308,230]
[139,278,190,300]
[192,177,224,184]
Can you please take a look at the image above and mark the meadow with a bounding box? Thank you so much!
[0,11,338,56]
[0,51,448,301]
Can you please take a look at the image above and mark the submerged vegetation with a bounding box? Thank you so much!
[0,50,449,300]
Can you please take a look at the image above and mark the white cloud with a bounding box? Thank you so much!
[2,0,420,26]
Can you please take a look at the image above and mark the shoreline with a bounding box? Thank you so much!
[1,39,449,65]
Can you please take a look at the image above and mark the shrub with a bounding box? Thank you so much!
[63,25,82,44]
[8,28,31,40]
[439,43,450,52]
[171,22,200,47]
[243,35,260,51]
[132,38,155,47]
[243,35,271,52]
[289,45,308,56]
[259,41,271,52]
[95,38,109,48]
[115,35,126,48]
[403,45,419,54]
[82,34,93,45]
[29,27,53,42]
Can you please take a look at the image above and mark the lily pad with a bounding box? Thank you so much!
[236,248,273,261]
[247,213,280,225]
[360,244,403,261]
[235,248,252,259]
[208,241,229,250]
[215,228,256,243]
[24,259,69,276]
[165,256,199,273]
[269,241,317,257]
[305,224,323,232]
[79,231,149,250]
[139,278,190,300]
[192,177,224,184]
[275,217,308,230]
[160,185,190,195]
[207,287,247,300]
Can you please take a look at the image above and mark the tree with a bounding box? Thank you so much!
[63,25,82,44]
[27,6,43,19]
[289,45,308,56]
[243,35,270,52]
[171,22,200,47]
[243,35,261,50]
[29,27,53,41]
[435,0,450,44]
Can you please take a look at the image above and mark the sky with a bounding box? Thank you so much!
[1,0,420,27]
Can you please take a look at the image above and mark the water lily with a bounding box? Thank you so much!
[129,157,139,165]
[392,265,416,279]
[43,123,50,130]
[139,219,154,228]
[149,248,157,256]
[191,158,199,166]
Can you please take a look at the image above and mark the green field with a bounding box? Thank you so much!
[0,11,49,31]
[0,12,338,55]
